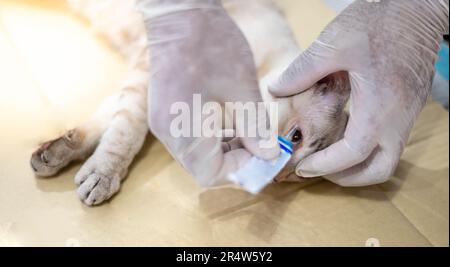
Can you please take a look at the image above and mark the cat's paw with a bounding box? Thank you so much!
[31,129,84,177]
[75,157,122,206]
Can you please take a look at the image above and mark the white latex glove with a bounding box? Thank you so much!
[138,0,279,187]
[270,0,449,186]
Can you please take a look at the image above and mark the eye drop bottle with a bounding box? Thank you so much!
[227,131,295,194]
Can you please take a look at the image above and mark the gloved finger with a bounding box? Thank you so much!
[240,135,280,161]
[221,137,242,153]
[269,40,342,97]
[323,145,401,187]
[180,136,253,187]
[234,108,280,161]
[180,106,281,187]
[295,136,378,178]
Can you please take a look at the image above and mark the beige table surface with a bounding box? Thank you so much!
[0,0,448,246]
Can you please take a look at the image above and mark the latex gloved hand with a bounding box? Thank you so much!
[138,0,279,187]
[270,0,449,186]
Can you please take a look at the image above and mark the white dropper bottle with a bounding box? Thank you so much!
[228,128,296,194]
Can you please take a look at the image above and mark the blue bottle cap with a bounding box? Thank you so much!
[278,136,293,155]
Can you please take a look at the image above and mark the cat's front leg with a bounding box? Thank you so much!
[75,70,148,206]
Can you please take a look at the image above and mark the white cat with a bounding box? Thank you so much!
[30,0,349,206]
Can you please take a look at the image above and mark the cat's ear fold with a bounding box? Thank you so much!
[317,71,351,99]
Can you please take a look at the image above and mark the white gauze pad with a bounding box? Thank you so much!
[228,136,293,194]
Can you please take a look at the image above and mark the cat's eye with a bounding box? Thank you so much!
[290,129,302,144]
[286,127,302,144]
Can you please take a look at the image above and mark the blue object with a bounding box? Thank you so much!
[278,136,293,154]
[435,42,449,81]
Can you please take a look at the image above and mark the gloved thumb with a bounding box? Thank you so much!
[240,135,280,161]
[236,110,280,161]
[269,41,341,97]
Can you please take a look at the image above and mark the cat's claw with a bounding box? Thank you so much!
[75,157,122,206]
[30,129,83,177]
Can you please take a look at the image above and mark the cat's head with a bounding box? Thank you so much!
[271,72,350,181]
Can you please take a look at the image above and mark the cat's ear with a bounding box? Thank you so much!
[315,71,350,142]
[317,71,350,99]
